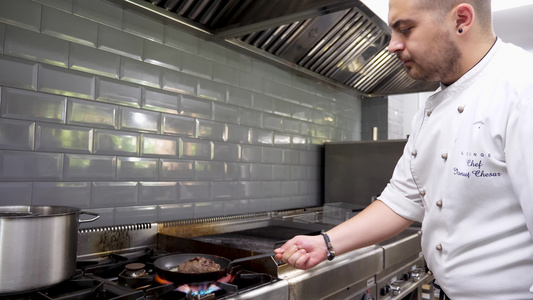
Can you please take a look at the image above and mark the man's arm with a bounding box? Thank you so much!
[274,200,414,270]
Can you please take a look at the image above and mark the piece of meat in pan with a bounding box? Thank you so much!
[170,256,221,273]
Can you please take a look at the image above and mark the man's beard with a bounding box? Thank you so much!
[400,30,462,82]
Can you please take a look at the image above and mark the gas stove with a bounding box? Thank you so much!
[0,246,287,300]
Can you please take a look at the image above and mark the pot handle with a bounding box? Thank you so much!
[78,211,100,224]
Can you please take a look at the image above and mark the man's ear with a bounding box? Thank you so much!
[455,3,474,35]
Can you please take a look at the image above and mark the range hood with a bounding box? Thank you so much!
[112,0,439,96]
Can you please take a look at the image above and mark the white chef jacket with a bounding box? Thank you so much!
[379,38,533,299]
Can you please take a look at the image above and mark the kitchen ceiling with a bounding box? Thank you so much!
[110,0,440,96]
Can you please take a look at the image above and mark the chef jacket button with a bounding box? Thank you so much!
[419,190,426,197]
[427,111,432,117]
[412,150,418,157]
[427,270,433,276]
[436,200,443,207]
[417,230,422,236]
[457,106,465,113]
[436,244,443,251]
[441,153,448,160]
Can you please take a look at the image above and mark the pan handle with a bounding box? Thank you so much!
[227,252,276,270]
[78,211,101,224]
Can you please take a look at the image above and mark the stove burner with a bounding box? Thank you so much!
[118,262,152,289]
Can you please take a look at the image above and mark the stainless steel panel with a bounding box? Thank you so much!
[324,140,407,206]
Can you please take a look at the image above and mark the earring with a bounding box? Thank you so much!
[458,28,463,33]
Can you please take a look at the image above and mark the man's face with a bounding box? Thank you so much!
[388,0,461,83]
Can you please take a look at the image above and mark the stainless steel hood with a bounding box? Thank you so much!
[113,0,439,96]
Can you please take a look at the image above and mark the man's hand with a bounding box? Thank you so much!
[274,234,327,270]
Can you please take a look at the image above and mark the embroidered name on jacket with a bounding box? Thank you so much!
[453,151,502,178]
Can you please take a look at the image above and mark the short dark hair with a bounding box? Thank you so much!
[415,0,492,34]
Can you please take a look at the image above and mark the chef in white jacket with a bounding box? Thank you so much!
[275,0,533,299]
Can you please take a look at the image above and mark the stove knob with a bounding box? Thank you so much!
[380,284,390,296]
[410,267,425,282]
[390,282,401,296]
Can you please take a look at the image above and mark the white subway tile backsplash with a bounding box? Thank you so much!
[123,10,164,44]
[117,157,158,180]
[162,69,197,95]
[98,25,143,61]
[32,182,91,207]
[197,120,226,141]
[262,147,282,164]
[164,25,198,54]
[0,0,41,32]
[227,51,252,73]
[180,95,212,120]
[0,53,36,92]
[249,128,273,145]
[282,149,300,164]
[34,0,72,13]
[223,199,249,215]
[226,124,249,144]
[224,162,250,180]
[198,78,226,102]
[213,63,239,86]
[159,159,195,180]
[35,123,93,154]
[227,86,251,108]
[0,118,34,151]
[67,98,117,129]
[240,145,262,162]
[114,205,157,224]
[1,87,67,123]
[120,57,161,88]
[251,93,273,113]
[91,181,138,207]
[73,0,122,30]
[64,154,116,180]
[158,203,194,221]
[179,138,212,160]
[0,182,32,205]
[94,129,139,155]
[194,201,224,218]
[142,87,179,114]
[181,52,212,80]
[238,181,261,198]
[162,114,196,137]
[5,26,69,67]
[119,107,160,133]
[262,181,282,198]
[0,150,63,181]
[96,77,141,107]
[139,181,178,204]
[143,40,181,71]
[282,181,299,197]
[42,6,97,47]
[272,165,291,181]
[179,181,210,201]
[249,198,272,213]
[0,1,363,223]
[250,163,272,180]
[239,108,262,128]
[141,134,178,157]
[213,103,239,125]
[212,142,240,162]
[69,43,120,79]
[263,114,283,131]
[38,64,95,99]
[274,132,291,147]
[195,161,224,180]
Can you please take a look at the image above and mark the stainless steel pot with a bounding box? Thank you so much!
[0,206,100,294]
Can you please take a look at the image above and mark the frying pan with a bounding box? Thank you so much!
[154,252,275,284]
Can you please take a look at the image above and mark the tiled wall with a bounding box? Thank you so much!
[0,0,362,228]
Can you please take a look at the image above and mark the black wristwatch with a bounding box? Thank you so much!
[320,230,336,261]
